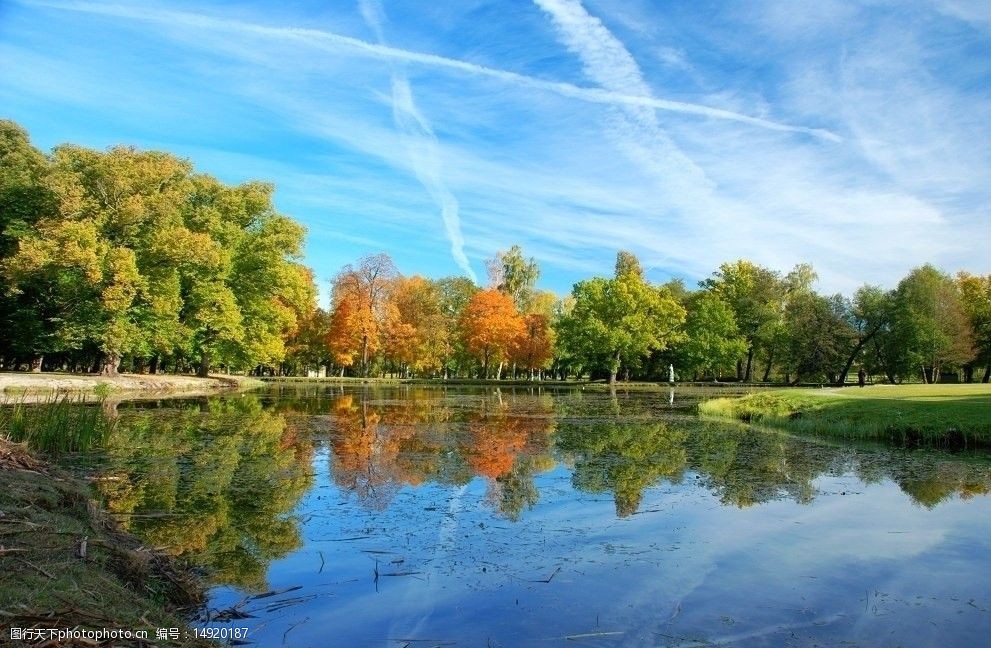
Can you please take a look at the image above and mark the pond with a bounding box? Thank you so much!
[61,386,991,646]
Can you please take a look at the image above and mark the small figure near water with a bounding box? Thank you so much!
[858,367,867,388]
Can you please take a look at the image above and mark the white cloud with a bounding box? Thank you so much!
[6,0,989,297]
[359,0,477,282]
[21,0,838,141]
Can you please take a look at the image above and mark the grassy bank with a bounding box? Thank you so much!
[0,441,211,647]
[699,384,991,446]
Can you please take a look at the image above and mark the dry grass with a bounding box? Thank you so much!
[0,440,213,647]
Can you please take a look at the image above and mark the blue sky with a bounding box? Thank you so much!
[2,0,990,305]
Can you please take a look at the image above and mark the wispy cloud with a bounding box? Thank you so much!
[20,0,838,142]
[359,0,476,282]
[4,0,988,299]
[535,0,722,227]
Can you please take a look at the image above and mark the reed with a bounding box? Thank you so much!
[0,394,116,454]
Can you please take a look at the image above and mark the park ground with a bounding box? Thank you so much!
[0,372,263,400]
[700,383,991,446]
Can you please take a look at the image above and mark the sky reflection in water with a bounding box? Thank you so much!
[86,386,991,647]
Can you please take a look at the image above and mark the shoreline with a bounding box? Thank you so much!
[258,376,763,391]
[0,372,264,402]
[0,439,212,647]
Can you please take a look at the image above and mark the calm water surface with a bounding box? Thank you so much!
[70,386,991,647]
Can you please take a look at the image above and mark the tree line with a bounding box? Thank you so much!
[2,119,989,384]
[288,249,988,385]
[0,120,314,376]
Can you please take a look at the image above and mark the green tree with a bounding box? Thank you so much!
[614,250,644,278]
[757,264,818,382]
[676,291,747,380]
[435,275,479,377]
[557,252,685,384]
[834,285,894,385]
[0,120,53,259]
[701,260,783,381]
[781,292,855,383]
[283,306,332,375]
[3,132,315,376]
[487,244,539,313]
[889,265,974,383]
[957,272,991,383]
[5,144,194,373]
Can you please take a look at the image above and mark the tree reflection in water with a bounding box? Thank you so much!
[90,396,313,592]
[323,390,991,518]
[324,390,557,518]
[82,388,991,593]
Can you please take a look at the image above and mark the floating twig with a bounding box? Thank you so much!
[565,631,623,640]
[528,566,561,583]
[282,616,309,646]
[250,585,302,600]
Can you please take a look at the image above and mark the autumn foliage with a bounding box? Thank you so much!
[459,289,526,378]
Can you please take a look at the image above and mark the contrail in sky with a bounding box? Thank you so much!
[534,0,712,201]
[359,0,477,282]
[25,0,841,142]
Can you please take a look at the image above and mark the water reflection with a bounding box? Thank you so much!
[88,396,313,591]
[61,386,991,601]
[322,390,558,519]
[319,389,991,517]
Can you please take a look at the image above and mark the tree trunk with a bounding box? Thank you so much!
[761,352,774,383]
[197,351,210,378]
[30,356,43,373]
[736,359,743,381]
[149,355,159,374]
[101,399,120,420]
[608,350,621,385]
[101,353,121,376]
[361,335,369,377]
[836,339,868,386]
[744,347,755,382]
[982,363,990,383]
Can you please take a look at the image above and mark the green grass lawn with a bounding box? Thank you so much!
[699,383,991,446]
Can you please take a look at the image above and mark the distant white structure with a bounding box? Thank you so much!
[669,364,675,383]
[307,366,327,378]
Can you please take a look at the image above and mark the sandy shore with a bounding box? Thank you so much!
[0,371,263,398]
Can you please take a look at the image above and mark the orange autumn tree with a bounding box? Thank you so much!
[460,289,525,379]
[513,313,554,378]
[327,254,397,376]
[382,276,447,376]
[326,290,377,373]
